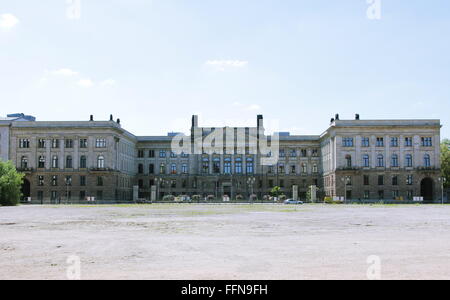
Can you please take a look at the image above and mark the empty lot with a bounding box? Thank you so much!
[1,204,450,280]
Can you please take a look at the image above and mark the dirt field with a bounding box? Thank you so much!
[1,204,450,280]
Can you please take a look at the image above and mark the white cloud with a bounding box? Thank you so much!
[100,79,116,87]
[0,14,19,30]
[77,79,94,88]
[206,60,248,71]
[51,68,79,77]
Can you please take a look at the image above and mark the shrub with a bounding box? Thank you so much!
[236,194,244,201]
[206,195,215,201]
[192,195,201,202]
[0,161,24,206]
[162,195,175,201]
[279,194,287,201]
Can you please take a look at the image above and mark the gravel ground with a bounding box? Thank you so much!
[1,204,450,280]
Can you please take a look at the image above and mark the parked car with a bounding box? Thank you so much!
[284,199,303,205]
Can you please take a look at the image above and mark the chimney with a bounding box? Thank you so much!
[257,115,264,129]
[90,115,94,121]
[192,115,198,128]
[330,118,335,124]
[355,114,360,120]
[335,114,340,120]
[117,118,121,125]
[110,114,113,121]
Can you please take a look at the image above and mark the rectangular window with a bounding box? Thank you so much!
[159,150,166,158]
[376,137,384,147]
[378,175,384,186]
[390,137,398,147]
[149,164,154,174]
[392,176,398,186]
[79,139,88,148]
[52,175,58,186]
[65,139,73,148]
[392,190,399,199]
[364,191,370,199]
[407,175,413,185]
[37,191,44,201]
[361,137,370,147]
[95,139,107,148]
[19,139,30,148]
[79,191,86,200]
[138,150,144,158]
[149,150,155,158]
[343,137,354,147]
[96,190,103,200]
[378,190,384,200]
[51,139,59,149]
[38,139,46,148]
[421,137,433,147]
[51,191,58,201]
[182,164,188,174]
[38,176,44,186]
[97,176,103,186]
[363,175,370,186]
[80,176,86,186]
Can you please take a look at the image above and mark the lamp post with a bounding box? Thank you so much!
[64,176,72,204]
[247,177,256,203]
[155,177,163,201]
[439,177,447,205]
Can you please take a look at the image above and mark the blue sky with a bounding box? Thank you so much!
[1,0,449,137]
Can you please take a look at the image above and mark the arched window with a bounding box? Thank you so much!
[224,157,231,174]
[391,154,399,167]
[405,154,413,167]
[66,156,73,168]
[21,156,28,169]
[52,155,59,168]
[377,154,384,167]
[301,163,307,173]
[345,155,352,168]
[362,154,370,168]
[424,154,431,167]
[246,157,254,174]
[171,164,177,174]
[97,155,105,168]
[80,156,87,169]
[160,163,166,174]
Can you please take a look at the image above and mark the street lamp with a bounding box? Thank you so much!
[439,177,447,205]
[247,177,256,203]
[64,176,72,204]
[155,177,164,201]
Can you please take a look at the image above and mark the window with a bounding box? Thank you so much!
[361,137,370,147]
[38,139,46,148]
[97,176,103,186]
[364,191,370,199]
[159,150,166,158]
[52,156,59,168]
[378,190,384,200]
[224,158,231,174]
[170,151,177,158]
[52,175,58,186]
[376,137,384,147]
[66,156,73,168]
[278,164,285,174]
[213,157,221,174]
[392,190,399,199]
[38,156,45,168]
[343,137,354,147]
[138,179,144,188]
[405,154,413,167]
[171,180,176,188]
[407,175,413,185]
[149,150,155,158]
[97,156,105,168]
[65,139,73,148]
[235,157,242,174]
[95,138,107,148]
[290,149,297,157]
[80,156,87,168]
[138,164,144,174]
[363,175,370,186]
[181,152,189,158]
[345,155,352,168]
[312,164,318,173]
[312,149,319,157]
[301,163,307,173]
[377,154,384,167]
[51,191,58,200]
[182,164,188,174]
[79,191,86,200]
[405,137,413,147]
[138,150,144,158]
[202,157,210,174]
[280,180,285,188]
[80,176,86,186]
[246,157,254,174]
[421,137,432,147]
[51,139,59,149]
[80,139,88,148]
[37,191,44,201]
[290,165,296,174]
[392,176,398,186]
[96,191,103,200]
[390,137,399,147]
[363,154,370,168]
[300,149,307,157]
[171,164,177,174]
[149,164,155,174]
[391,154,399,167]
[160,163,166,174]
[65,176,72,186]
[378,175,384,186]
[407,190,413,200]
[424,154,431,167]
[279,149,285,158]
[19,139,30,148]
[38,176,44,186]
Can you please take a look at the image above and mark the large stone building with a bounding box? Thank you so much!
[0,113,444,203]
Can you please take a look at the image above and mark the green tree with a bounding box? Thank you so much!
[442,139,450,188]
[270,186,281,198]
[0,161,24,206]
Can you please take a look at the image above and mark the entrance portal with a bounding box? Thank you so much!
[420,178,434,203]
[21,179,31,200]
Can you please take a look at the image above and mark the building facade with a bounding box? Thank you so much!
[0,113,443,203]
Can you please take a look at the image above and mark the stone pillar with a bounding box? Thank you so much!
[292,185,298,200]
[150,185,157,201]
